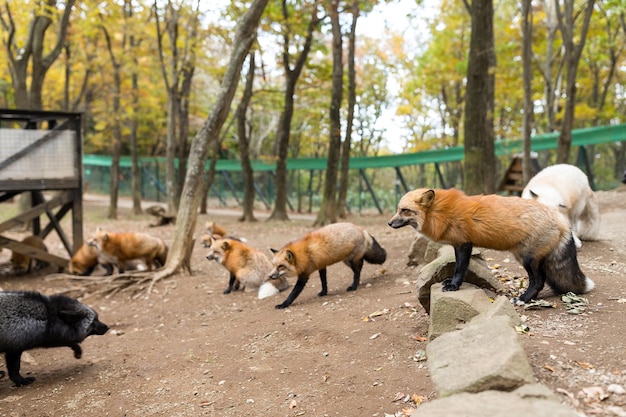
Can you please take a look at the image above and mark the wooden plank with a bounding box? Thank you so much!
[0,236,69,268]
[0,191,72,234]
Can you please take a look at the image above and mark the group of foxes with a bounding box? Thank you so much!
[1,163,600,387]
[206,164,599,308]
[7,163,598,311]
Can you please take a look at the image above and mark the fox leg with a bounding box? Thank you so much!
[443,243,473,291]
[224,273,238,294]
[346,259,364,292]
[516,256,546,303]
[5,351,35,386]
[275,274,310,309]
[318,268,328,296]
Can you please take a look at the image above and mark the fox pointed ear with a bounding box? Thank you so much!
[59,309,84,323]
[285,249,295,263]
[270,248,278,254]
[419,189,436,207]
[221,241,230,250]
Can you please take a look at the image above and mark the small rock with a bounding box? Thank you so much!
[608,384,626,395]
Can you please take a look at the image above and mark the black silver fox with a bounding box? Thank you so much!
[0,291,109,386]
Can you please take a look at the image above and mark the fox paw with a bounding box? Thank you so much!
[510,297,526,306]
[441,279,460,292]
[13,376,36,386]
[275,302,289,309]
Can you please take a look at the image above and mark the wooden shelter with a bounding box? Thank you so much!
[0,109,84,270]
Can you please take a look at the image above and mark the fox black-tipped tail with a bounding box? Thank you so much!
[544,233,594,295]
[364,235,387,265]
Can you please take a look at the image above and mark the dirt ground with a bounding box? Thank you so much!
[0,189,625,417]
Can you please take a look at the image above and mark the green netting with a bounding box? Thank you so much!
[82,123,626,171]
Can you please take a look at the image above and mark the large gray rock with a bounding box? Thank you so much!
[411,384,577,417]
[407,235,443,267]
[416,249,504,313]
[426,315,535,397]
[472,294,521,327]
[428,283,493,341]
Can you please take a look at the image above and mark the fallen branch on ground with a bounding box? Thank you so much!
[45,271,171,299]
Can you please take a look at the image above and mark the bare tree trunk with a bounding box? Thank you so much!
[154,0,201,216]
[314,0,342,226]
[101,23,123,219]
[237,52,258,222]
[0,0,76,110]
[521,0,534,184]
[150,0,269,287]
[268,0,319,221]
[555,0,596,164]
[462,0,496,195]
[337,0,359,219]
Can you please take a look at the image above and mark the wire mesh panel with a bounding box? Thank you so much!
[0,128,78,181]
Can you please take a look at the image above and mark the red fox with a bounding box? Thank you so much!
[388,188,594,304]
[86,228,168,272]
[205,236,289,299]
[269,222,387,309]
[10,235,49,273]
[68,243,114,276]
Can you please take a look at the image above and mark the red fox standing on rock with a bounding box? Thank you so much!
[86,228,168,272]
[268,222,387,309]
[388,188,594,304]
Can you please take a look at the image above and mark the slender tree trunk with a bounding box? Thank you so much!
[101,24,122,219]
[150,0,269,286]
[131,61,142,215]
[462,0,496,195]
[521,0,534,184]
[314,0,342,226]
[555,0,596,164]
[237,52,258,222]
[338,0,359,219]
[268,0,319,221]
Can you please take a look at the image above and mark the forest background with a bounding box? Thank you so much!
[1,0,625,222]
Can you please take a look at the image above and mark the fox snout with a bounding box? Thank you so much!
[91,319,109,336]
[268,270,282,280]
[388,214,410,229]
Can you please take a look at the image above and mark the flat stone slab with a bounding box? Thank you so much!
[426,315,535,397]
[411,384,578,417]
[416,250,504,313]
[428,282,493,340]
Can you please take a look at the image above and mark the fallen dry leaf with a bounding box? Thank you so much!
[391,392,405,402]
[402,407,416,415]
[412,394,425,405]
[575,361,595,369]
[411,334,427,342]
[543,364,556,373]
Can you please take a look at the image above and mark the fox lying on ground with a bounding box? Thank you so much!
[0,291,109,386]
[10,235,49,274]
[522,164,600,248]
[269,222,387,309]
[86,228,168,272]
[205,236,289,299]
[388,188,594,304]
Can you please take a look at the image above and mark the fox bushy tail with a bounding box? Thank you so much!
[543,233,594,295]
[364,235,386,265]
